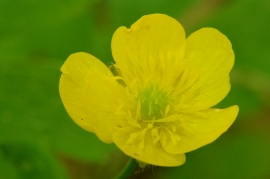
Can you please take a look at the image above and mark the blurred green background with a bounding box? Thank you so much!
[1,0,270,178]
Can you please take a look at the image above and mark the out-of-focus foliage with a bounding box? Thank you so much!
[0,0,269,178]
[0,142,66,179]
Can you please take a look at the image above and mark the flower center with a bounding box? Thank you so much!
[137,84,169,120]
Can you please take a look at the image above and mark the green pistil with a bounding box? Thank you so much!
[137,85,169,120]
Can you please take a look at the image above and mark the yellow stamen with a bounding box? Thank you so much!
[128,120,141,128]
[126,132,140,144]
[139,128,148,141]
[160,130,167,147]
[165,105,170,117]
[136,100,141,120]
[147,123,153,128]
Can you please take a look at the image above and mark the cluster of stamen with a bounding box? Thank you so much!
[137,84,169,120]
[111,63,201,150]
[117,83,182,149]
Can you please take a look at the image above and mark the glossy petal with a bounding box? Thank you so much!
[84,71,132,143]
[59,52,112,132]
[112,14,186,89]
[164,105,239,154]
[180,28,235,110]
[112,130,186,167]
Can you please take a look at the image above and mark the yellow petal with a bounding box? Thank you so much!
[59,52,112,132]
[181,28,235,110]
[111,14,186,89]
[112,130,186,167]
[84,71,131,143]
[164,105,239,154]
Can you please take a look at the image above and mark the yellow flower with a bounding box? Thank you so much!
[59,14,239,167]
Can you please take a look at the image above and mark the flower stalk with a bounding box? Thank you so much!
[114,158,137,179]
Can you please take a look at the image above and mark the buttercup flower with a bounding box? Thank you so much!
[59,14,239,167]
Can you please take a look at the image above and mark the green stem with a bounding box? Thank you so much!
[114,158,137,179]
